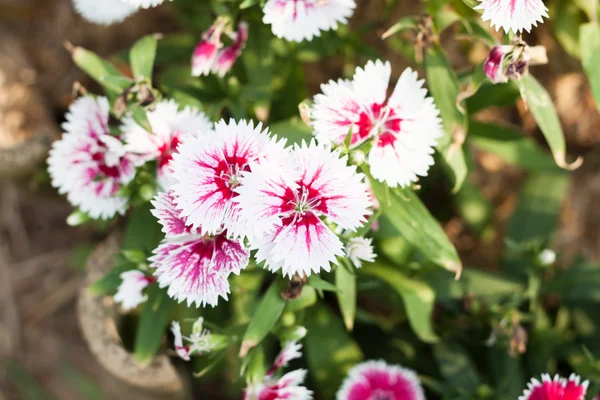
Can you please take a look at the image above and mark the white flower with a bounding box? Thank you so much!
[71,0,137,25]
[336,360,424,400]
[519,373,588,400]
[150,192,250,307]
[113,270,153,310]
[122,99,213,189]
[48,96,139,219]
[235,141,371,278]
[475,0,548,34]
[267,342,303,376]
[121,0,168,8]
[170,319,216,361]
[170,119,287,237]
[538,249,557,266]
[345,237,375,268]
[311,60,443,188]
[262,0,356,42]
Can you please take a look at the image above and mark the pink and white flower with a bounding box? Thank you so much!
[475,0,548,34]
[72,0,137,25]
[113,270,153,310]
[336,360,424,400]
[211,22,249,78]
[345,237,376,268]
[122,99,213,189]
[48,96,139,219]
[311,60,443,188]
[150,191,250,307]
[192,22,225,77]
[170,318,215,361]
[484,45,512,84]
[267,342,303,377]
[170,119,287,237]
[235,141,371,278]
[262,0,356,42]
[519,374,588,400]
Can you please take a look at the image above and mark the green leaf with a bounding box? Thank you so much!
[454,181,493,235]
[285,286,317,312]
[425,45,468,192]
[336,262,357,331]
[434,342,481,397]
[574,0,598,20]
[239,278,286,358]
[307,275,339,292]
[88,262,130,296]
[545,263,600,302]
[466,81,521,114]
[520,74,583,170]
[361,262,438,343]
[552,0,584,59]
[270,117,313,145]
[130,34,159,82]
[581,22,600,112]
[72,46,125,95]
[239,0,259,8]
[382,16,417,39]
[123,203,163,253]
[488,345,526,400]
[134,285,176,365]
[469,121,558,171]
[368,175,462,274]
[305,304,363,399]
[433,9,462,33]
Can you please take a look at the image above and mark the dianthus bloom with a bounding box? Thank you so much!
[121,0,167,8]
[336,360,424,400]
[262,0,356,42]
[113,270,153,310]
[170,318,217,361]
[244,342,313,400]
[519,374,588,400]
[48,96,139,219]
[345,237,376,268]
[311,60,443,188]
[150,191,250,307]
[170,119,287,236]
[192,21,248,77]
[235,141,371,278]
[122,100,213,188]
[212,22,249,77]
[71,0,137,25]
[475,0,548,33]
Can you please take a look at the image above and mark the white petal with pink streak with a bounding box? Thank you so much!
[475,0,548,33]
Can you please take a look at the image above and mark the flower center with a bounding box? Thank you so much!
[355,103,402,146]
[292,186,321,216]
[368,389,395,400]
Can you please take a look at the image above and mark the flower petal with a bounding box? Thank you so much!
[475,0,548,33]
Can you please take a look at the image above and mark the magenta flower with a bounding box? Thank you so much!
[336,360,424,400]
[235,141,371,278]
[192,23,224,77]
[48,96,140,219]
[311,60,443,188]
[170,119,287,237]
[212,22,249,78]
[475,0,548,33]
[149,191,250,307]
[122,99,213,189]
[519,374,588,400]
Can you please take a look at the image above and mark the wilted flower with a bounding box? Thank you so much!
[538,249,557,266]
[170,318,217,361]
[48,96,140,219]
[483,43,548,85]
[71,0,137,25]
[150,191,250,307]
[244,341,312,400]
[336,360,424,400]
[212,22,249,77]
[235,141,371,278]
[519,374,588,400]
[311,60,443,188]
[122,99,213,189]
[113,270,153,310]
[345,237,376,268]
[475,0,548,34]
[170,119,287,236]
[262,0,356,42]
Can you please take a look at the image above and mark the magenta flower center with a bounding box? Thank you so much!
[355,103,402,146]
[158,134,182,169]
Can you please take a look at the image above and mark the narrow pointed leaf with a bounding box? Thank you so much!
[72,47,126,95]
[130,34,159,82]
[581,22,600,112]
[336,262,357,331]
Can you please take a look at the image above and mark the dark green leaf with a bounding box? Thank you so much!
[434,342,481,397]
[466,81,521,114]
[581,22,600,112]
[134,285,176,365]
[361,262,439,343]
[336,262,357,331]
[270,117,312,145]
[123,203,164,253]
[88,262,130,296]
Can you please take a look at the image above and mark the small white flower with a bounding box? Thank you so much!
[475,0,548,34]
[538,249,556,266]
[345,237,376,268]
[170,318,217,361]
[71,0,137,25]
[121,0,168,8]
[262,0,356,42]
[114,270,153,311]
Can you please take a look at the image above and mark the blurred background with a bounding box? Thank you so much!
[1,0,599,398]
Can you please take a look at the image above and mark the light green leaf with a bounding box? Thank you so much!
[434,9,462,33]
[88,262,129,296]
[130,34,159,82]
[285,286,317,312]
[307,275,339,293]
[466,81,521,114]
[305,304,363,399]
[134,285,176,365]
[454,181,493,235]
[72,46,125,95]
[336,262,357,331]
[361,262,438,343]
[382,16,417,39]
[270,117,313,145]
[552,1,583,59]
[425,45,468,192]
[469,121,558,171]
[239,279,286,358]
[520,74,583,170]
[581,23,600,112]
[368,175,462,275]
